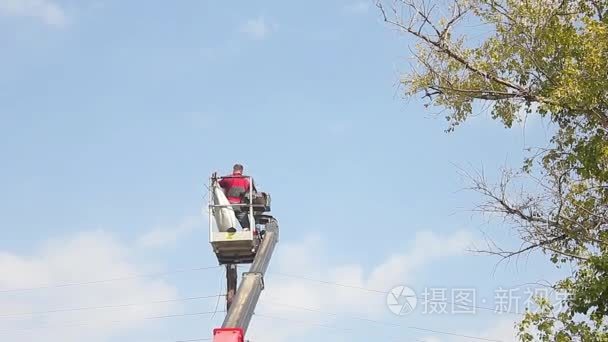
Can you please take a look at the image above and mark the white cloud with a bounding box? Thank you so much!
[0,0,67,27]
[408,317,519,342]
[248,230,476,341]
[0,231,178,342]
[430,317,519,342]
[423,337,443,342]
[477,318,518,342]
[137,215,202,248]
[240,16,276,40]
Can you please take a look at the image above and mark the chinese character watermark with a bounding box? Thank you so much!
[452,288,476,314]
[494,287,520,314]
[422,287,448,314]
[385,284,563,316]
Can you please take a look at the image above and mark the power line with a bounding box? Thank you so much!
[0,265,221,294]
[0,294,224,319]
[252,312,428,342]
[262,299,402,326]
[0,309,227,334]
[270,271,522,315]
[254,312,355,332]
[176,303,439,342]
[271,271,387,294]
[259,300,504,342]
[210,265,226,320]
[192,308,497,342]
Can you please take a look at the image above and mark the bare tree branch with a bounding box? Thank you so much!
[375,0,608,130]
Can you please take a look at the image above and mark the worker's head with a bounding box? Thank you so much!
[232,163,244,175]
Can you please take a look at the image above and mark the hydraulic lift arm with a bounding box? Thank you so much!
[213,218,279,342]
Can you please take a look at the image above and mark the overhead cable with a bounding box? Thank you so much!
[0,294,224,319]
[0,265,221,294]
[270,271,522,315]
[259,300,504,342]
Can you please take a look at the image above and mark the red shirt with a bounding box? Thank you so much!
[219,173,251,203]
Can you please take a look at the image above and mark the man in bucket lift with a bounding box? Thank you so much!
[219,163,252,231]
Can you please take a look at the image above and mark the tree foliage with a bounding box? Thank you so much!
[377,0,608,340]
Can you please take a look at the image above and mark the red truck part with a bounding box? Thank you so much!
[213,328,244,342]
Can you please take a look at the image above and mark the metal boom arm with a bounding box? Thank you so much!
[212,218,279,342]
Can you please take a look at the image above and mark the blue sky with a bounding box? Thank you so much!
[0,1,569,341]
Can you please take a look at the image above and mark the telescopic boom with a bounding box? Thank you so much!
[212,218,279,342]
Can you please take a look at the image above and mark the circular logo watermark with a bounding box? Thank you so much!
[386,285,417,315]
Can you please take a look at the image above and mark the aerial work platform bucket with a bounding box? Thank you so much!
[208,173,271,265]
